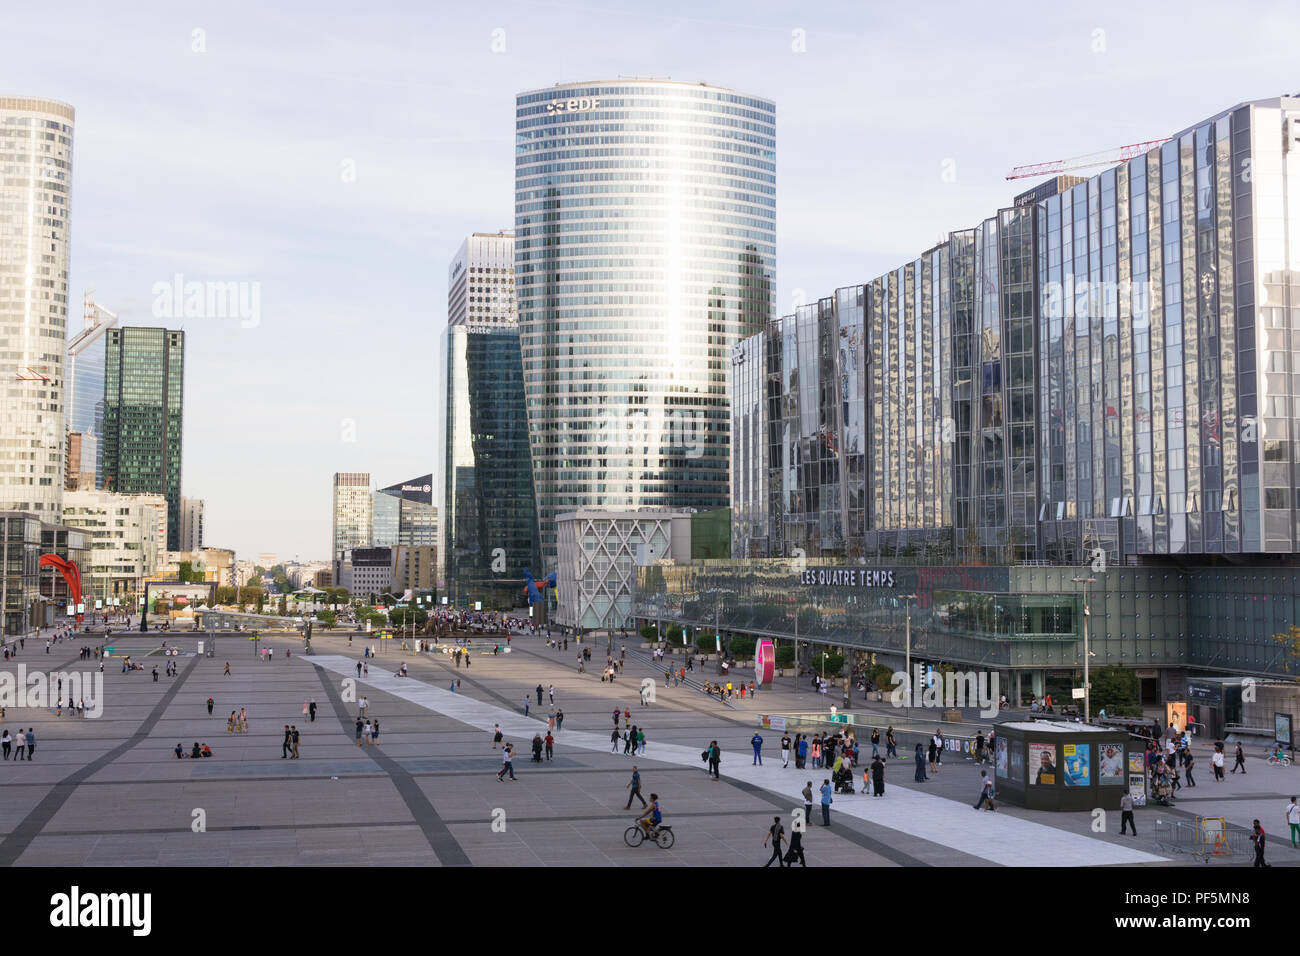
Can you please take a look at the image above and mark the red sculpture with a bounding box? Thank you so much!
[39,554,83,622]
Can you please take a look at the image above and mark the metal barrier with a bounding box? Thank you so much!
[1152,816,1254,861]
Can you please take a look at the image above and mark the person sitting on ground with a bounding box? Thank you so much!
[190,742,202,759]
[175,743,185,759]
[201,743,212,757]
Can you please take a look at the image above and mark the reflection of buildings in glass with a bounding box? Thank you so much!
[731,95,1298,566]
[516,81,776,567]
[442,323,539,607]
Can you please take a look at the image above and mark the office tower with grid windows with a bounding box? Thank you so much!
[101,327,185,551]
[0,97,75,519]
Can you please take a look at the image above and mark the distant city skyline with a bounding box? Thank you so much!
[4,0,1298,556]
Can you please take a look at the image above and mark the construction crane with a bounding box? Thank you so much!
[1006,138,1171,181]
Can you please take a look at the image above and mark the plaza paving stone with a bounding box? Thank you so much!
[0,625,1291,866]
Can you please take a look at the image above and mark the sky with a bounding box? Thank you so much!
[5,0,1298,560]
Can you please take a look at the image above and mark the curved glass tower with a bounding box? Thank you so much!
[0,97,75,519]
[515,80,776,565]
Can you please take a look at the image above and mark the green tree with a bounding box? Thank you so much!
[726,636,756,661]
[255,591,266,614]
[316,610,337,628]
[817,652,845,678]
[639,624,657,641]
[389,607,428,628]
[1090,664,1141,715]
[665,624,683,644]
[178,561,195,583]
[278,595,287,616]
[1274,625,1300,673]
[253,565,266,576]
[774,645,795,675]
[695,632,716,656]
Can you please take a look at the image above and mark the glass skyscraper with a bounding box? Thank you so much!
[0,97,75,520]
[102,327,185,551]
[515,80,776,566]
[66,291,117,489]
[442,322,539,608]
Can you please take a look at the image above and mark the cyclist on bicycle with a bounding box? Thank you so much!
[638,794,662,838]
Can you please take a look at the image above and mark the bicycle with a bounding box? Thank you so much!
[1266,753,1292,767]
[624,823,674,848]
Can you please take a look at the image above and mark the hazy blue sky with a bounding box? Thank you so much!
[6,0,1298,559]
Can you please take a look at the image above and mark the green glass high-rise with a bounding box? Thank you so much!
[102,327,185,550]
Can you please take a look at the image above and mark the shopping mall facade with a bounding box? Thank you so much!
[636,94,1300,703]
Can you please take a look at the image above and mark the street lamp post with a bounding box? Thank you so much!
[1072,576,1097,723]
[901,593,917,720]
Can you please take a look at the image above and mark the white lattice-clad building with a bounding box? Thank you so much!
[554,510,694,632]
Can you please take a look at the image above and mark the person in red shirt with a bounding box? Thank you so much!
[544,732,554,761]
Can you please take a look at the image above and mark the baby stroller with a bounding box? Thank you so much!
[1151,776,1175,806]
[833,765,855,794]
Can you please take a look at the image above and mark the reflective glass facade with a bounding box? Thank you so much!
[734,96,1300,566]
[0,98,74,519]
[102,327,184,551]
[442,323,540,608]
[516,81,776,566]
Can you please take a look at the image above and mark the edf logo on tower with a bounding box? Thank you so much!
[547,97,600,113]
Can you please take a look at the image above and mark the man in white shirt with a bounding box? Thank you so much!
[1211,746,1225,781]
[1286,797,1300,848]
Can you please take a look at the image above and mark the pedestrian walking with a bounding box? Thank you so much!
[802,780,813,825]
[548,684,555,704]
[763,816,786,867]
[751,732,764,765]
[1185,749,1197,787]
[206,696,214,715]
[282,725,292,758]
[536,684,544,706]
[493,724,503,749]
[224,662,231,676]
[556,708,564,732]
[0,729,9,761]
[820,779,833,826]
[1120,791,1137,835]
[637,727,646,755]
[544,731,554,760]
[497,744,516,781]
[871,754,885,797]
[784,827,806,867]
[1232,742,1247,774]
[523,696,530,716]
[371,720,379,745]
[611,727,621,752]
[914,743,928,782]
[24,728,34,760]
[1212,743,1225,781]
[706,740,721,780]
[625,766,647,809]
[12,729,25,761]
[973,770,996,811]
[355,717,364,746]
[1252,820,1270,867]
[291,726,300,758]
[309,698,317,722]
[781,733,791,768]
[1286,797,1300,848]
